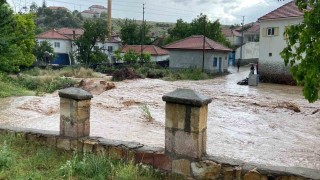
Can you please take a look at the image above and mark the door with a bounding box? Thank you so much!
[219,57,222,72]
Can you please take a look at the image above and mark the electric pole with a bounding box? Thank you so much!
[240,16,244,66]
[202,16,206,72]
[141,3,145,61]
[108,0,112,40]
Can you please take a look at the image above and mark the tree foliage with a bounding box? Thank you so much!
[115,49,151,64]
[75,19,108,65]
[0,1,36,72]
[119,19,152,45]
[33,40,56,64]
[280,0,320,103]
[165,14,231,47]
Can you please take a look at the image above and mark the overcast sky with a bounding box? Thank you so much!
[8,0,289,25]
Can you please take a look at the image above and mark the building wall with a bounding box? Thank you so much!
[89,7,107,14]
[259,17,302,83]
[152,55,169,62]
[236,42,259,64]
[169,50,228,73]
[226,36,241,46]
[81,12,97,18]
[37,38,71,54]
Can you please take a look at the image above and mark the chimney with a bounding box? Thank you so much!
[108,0,112,40]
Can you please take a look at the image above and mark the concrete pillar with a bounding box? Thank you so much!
[162,88,212,160]
[59,87,93,138]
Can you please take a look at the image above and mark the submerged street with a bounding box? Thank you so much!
[0,66,319,170]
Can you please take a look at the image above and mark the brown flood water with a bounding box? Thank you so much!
[0,66,319,170]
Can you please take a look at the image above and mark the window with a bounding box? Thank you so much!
[269,53,272,57]
[213,57,218,67]
[267,28,275,36]
[54,42,60,48]
[108,46,113,52]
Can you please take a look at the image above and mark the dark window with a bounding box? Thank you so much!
[213,57,218,67]
[267,28,275,36]
[269,53,272,57]
[54,42,60,48]
[108,46,113,52]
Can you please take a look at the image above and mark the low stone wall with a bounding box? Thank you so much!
[0,127,319,180]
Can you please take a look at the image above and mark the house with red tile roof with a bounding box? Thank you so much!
[221,28,242,46]
[89,5,107,14]
[36,28,121,65]
[258,1,303,83]
[81,10,100,18]
[121,45,169,62]
[163,35,232,73]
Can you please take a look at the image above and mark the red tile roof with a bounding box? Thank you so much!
[36,29,70,40]
[244,23,260,34]
[222,28,241,37]
[57,28,84,40]
[89,5,107,9]
[258,1,303,21]
[163,35,232,52]
[81,10,99,14]
[121,45,169,56]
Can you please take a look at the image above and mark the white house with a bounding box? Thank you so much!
[221,28,242,46]
[121,45,169,62]
[81,10,100,18]
[89,5,107,14]
[258,1,303,84]
[163,35,232,74]
[36,28,121,65]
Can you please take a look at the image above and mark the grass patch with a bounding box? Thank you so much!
[0,134,170,179]
[23,66,99,78]
[140,104,153,122]
[0,73,33,98]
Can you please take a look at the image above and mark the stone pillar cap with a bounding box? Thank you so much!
[59,87,93,100]
[162,88,212,107]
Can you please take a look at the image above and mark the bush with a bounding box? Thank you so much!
[16,75,77,93]
[163,68,210,81]
[112,67,142,81]
[0,73,33,98]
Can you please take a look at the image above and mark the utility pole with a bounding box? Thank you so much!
[240,16,244,66]
[108,0,112,40]
[202,16,206,72]
[141,3,145,61]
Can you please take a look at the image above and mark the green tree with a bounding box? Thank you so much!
[165,14,231,47]
[75,19,108,65]
[0,1,36,72]
[33,40,56,64]
[119,19,152,45]
[280,0,320,103]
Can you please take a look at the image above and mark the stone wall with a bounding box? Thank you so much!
[0,127,318,180]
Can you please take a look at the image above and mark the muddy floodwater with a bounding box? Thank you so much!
[0,67,319,170]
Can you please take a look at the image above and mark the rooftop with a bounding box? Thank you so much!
[163,35,232,52]
[121,45,169,56]
[258,1,303,21]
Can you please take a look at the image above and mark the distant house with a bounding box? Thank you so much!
[163,35,232,74]
[81,10,100,18]
[36,28,121,65]
[36,29,74,65]
[258,1,303,83]
[89,5,107,14]
[235,23,260,65]
[121,45,169,62]
[221,28,242,46]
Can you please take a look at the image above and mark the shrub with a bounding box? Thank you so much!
[140,104,153,121]
[112,67,142,81]
[163,68,210,81]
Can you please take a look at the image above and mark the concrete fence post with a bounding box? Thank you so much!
[162,88,212,176]
[59,87,93,138]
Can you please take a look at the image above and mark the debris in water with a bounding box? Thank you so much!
[274,102,301,113]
